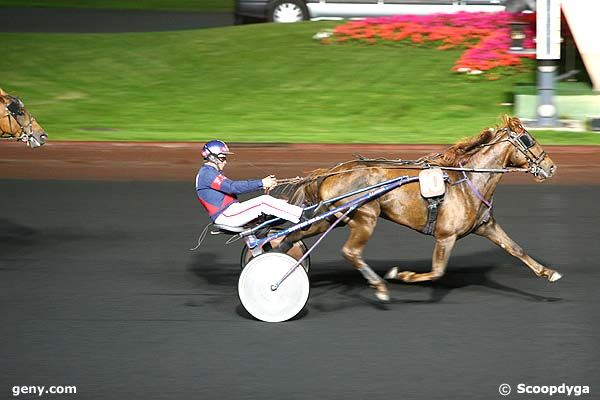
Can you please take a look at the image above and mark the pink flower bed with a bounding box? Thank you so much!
[324,12,535,78]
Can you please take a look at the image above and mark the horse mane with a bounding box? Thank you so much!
[432,115,523,167]
[431,128,496,167]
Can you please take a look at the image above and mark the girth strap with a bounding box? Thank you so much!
[423,196,444,235]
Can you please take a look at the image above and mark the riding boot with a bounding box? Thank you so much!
[301,201,324,221]
[300,201,324,230]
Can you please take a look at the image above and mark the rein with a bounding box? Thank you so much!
[274,125,544,188]
[274,161,528,188]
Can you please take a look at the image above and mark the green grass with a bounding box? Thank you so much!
[0,0,233,11]
[1,22,598,144]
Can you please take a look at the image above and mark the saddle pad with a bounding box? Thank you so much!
[419,168,446,198]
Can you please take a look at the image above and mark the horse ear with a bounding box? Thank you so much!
[0,88,6,96]
[508,116,525,132]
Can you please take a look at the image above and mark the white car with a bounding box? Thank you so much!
[234,0,534,24]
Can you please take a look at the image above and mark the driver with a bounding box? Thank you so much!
[195,140,304,227]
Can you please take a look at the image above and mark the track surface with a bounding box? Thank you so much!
[1,176,598,399]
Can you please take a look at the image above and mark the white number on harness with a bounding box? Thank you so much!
[419,168,445,198]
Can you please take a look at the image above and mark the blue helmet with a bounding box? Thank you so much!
[201,140,234,160]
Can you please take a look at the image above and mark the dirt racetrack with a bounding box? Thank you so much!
[1,141,600,184]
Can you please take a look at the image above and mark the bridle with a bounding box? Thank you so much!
[480,127,550,179]
[0,95,41,147]
[452,126,550,225]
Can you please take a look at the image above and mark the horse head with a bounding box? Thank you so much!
[502,116,556,182]
[0,88,47,148]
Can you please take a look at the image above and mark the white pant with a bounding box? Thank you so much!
[214,195,303,227]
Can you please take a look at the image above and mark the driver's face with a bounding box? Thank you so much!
[216,155,227,170]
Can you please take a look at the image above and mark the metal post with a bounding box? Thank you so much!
[535,0,561,127]
[537,59,558,126]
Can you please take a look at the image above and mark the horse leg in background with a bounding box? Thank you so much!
[386,235,457,283]
[475,218,562,282]
[341,208,390,302]
[276,219,332,253]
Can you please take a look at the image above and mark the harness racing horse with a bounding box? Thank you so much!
[0,88,47,148]
[280,116,560,301]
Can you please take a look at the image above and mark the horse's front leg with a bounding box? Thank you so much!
[387,235,457,283]
[341,209,390,302]
[474,218,562,282]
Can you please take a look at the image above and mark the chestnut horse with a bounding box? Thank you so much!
[280,116,560,301]
[0,88,47,148]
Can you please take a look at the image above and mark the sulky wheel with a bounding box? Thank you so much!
[240,230,310,271]
[238,253,310,323]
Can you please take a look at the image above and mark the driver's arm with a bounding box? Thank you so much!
[218,176,263,194]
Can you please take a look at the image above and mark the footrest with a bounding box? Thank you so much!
[211,224,246,234]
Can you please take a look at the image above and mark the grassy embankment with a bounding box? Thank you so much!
[0,0,233,11]
[1,21,598,144]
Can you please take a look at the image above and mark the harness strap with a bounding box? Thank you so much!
[423,196,444,235]
[458,163,494,228]
[460,163,493,208]
[480,196,494,225]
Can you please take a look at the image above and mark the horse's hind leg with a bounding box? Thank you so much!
[475,218,562,282]
[387,235,457,283]
[341,209,389,301]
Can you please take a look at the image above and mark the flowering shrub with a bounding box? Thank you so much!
[322,12,535,78]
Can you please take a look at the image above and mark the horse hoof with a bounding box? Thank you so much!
[375,291,390,302]
[384,267,398,280]
[548,271,562,282]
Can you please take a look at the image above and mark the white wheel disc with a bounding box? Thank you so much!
[238,253,309,322]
